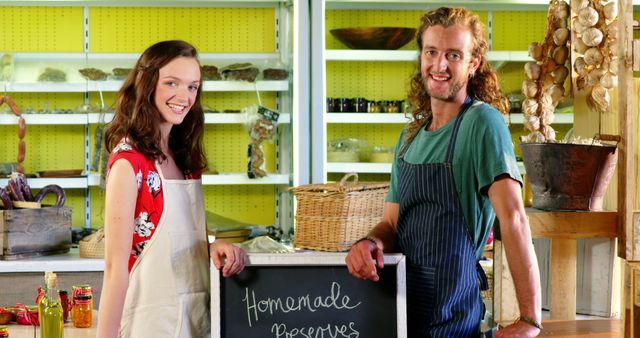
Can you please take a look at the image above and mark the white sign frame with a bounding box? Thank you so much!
[211,252,406,338]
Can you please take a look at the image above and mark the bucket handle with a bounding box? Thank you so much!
[594,133,620,147]
[339,172,359,186]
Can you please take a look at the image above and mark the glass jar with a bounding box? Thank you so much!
[336,98,352,112]
[71,294,92,328]
[353,97,368,112]
[72,285,94,311]
[0,325,8,338]
[386,101,400,113]
[59,290,69,322]
[367,101,381,113]
[326,97,336,112]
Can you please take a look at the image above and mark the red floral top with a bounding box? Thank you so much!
[106,140,202,273]
[107,140,165,272]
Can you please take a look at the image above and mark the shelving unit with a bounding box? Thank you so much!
[311,0,572,183]
[0,2,299,234]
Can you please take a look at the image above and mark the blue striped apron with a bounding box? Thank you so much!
[396,98,487,337]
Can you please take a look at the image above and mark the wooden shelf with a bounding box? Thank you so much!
[526,209,618,239]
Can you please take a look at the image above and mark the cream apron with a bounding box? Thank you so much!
[119,165,211,338]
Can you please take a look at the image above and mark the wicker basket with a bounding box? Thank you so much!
[79,228,105,258]
[289,173,389,251]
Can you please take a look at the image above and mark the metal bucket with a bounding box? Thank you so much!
[519,143,618,211]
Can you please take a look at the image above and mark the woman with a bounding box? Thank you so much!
[97,40,247,338]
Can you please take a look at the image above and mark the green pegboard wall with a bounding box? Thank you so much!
[89,7,276,53]
[8,93,85,112]
[491,11,547,51]
[327,61,415,100]
[328,173,390,183]
[328,124,405,155]
[203,185,276,225]
[0,125,84,174]
[0,7,83,52]
[201,92,276,112]
[90,187,106,228]
[203,124,276,174]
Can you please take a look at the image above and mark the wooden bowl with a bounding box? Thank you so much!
[330,27,417,50]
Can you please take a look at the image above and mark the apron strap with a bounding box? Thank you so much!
[444,97,473,164]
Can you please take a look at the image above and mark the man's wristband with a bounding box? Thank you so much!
[516,315,543,330]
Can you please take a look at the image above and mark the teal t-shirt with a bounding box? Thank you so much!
[386,101,522,259]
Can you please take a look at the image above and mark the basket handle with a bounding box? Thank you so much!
[339,172,359,186]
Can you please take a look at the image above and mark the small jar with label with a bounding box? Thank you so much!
[367,101,381,113]
[0,326,8,338]
[72,294,92,328]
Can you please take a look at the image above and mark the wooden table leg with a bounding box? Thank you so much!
[550,238,577,320]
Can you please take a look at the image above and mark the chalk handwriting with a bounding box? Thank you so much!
[271,322,359,338]
[243,282,362,327]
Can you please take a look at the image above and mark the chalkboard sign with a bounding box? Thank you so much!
[212,252,406,338]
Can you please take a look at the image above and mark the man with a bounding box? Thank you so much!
[345,7,541,337]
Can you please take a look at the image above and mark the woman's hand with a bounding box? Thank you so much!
[210,239,247,277]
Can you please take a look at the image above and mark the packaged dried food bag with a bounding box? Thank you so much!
[243,105,279,178]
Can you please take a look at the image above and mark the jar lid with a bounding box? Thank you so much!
[59,290,68,295]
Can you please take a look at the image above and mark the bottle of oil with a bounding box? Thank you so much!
[39,272,64,338]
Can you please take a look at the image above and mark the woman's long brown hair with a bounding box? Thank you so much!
[405,7,509,142]
[105,40,207,175]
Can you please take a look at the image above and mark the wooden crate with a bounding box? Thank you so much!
[0,206,72,260]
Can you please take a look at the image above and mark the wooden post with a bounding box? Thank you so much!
[618,0,635,260]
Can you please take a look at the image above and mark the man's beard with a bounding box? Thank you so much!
[424,75,467,102]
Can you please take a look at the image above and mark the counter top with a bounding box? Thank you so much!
[4,310,97,338]
[0,248,104,273]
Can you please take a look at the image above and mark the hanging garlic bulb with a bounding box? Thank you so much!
[547,85,565,105]
[551,65,569,84]
[522,80,539,98]
[603,2,618,20]
[600,72,617,89]
[528,42,543,61]
[524,62,541,80]
[583,48,604,65]
[523,98,539,116]
[574,57,588,77]
[578,7,599,27]
[581,27,604,47]
[553,28,570,45]
[553,46,569,64]
[524,115,541,131]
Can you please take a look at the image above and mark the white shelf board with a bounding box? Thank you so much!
[6,80,288,93]
[508,113,573,124]
[201,173,290,185]
[8,82,88,92]
[326,0,551,10]
[88,173,290,186]
[204,113,290,124]
[0,177,88,189]
[0,114,87,125]
[202,80,288,91]
[326,162,391,174]
[325,50,531,62]
[87,113,113,124]
[326,50,416,61]
[86,112,291,124]
[326,113,409,124]
[0,0,285,7]
[0,248,103,273]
